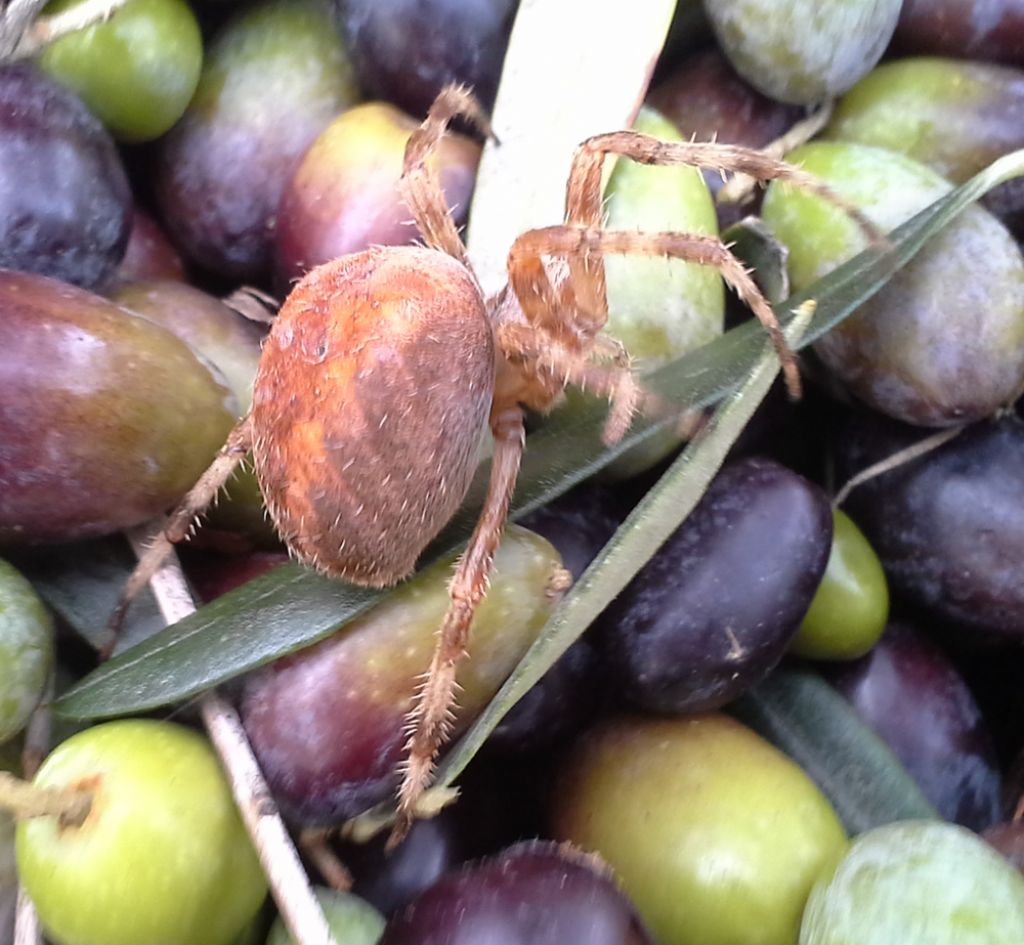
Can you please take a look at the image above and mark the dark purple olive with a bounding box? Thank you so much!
[894,0,1024,66]
[823,621,1002,831]
[334,0,518,116]
[155,0,359,282]
[596,457,833,713]
[341,812,470,918]
[0,63,130,290]
[835,410,1024,642]
[378,841,654,945]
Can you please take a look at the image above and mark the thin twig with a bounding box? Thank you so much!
[125,525,337,945]
[832,425,965,508]
[717,101,834,206]
[11,0,129,58]
[12,673,54,945]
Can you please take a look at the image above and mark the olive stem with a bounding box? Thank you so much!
[832,425,965,508]
[11,0,130,58]
[0,772,91,827]
[124,524,339,945]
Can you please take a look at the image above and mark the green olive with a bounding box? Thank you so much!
[761,141,1024,427]
[790,509,889,660]
[553,714,848,945]
[39,0,203,142]
[0,559,54,743]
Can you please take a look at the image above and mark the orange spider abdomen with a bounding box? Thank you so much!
[251,245,495,587]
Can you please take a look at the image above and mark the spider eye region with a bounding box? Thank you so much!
[251,245,495,586]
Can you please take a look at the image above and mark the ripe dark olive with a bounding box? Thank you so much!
[334,0,518,116]
[824,621,1002,831]
[378,841,654,945]
[835,410,1024,642]
[0,63,130,290]
[596,457,833,713]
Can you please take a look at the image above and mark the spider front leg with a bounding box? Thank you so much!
[400,83,493,270]
[105,414,254,656]
[392,403,526,844]
[508,222,805,402]
[556,132,886,399]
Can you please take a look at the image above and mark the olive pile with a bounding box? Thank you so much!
[2,1,1024,945]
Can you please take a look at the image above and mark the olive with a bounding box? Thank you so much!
[0,270,237,544]
[704,0,902,105]
[553,714,847,945]
[239,527,566,823]
[39,0,203,142]
[0,559,54,743]
[273,102,480,289]
[834,410,1024,642]
[790,508,889,661]
[761,141,1024,427]
[0,63,130,290]
[156,0,360,281]
[825,57,1024,231]
[801,821,1024,944]
[596,457,832,713]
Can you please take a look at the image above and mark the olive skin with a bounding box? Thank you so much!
[762,142,1024,427]
[0,270,237,544]
[239,527,564,824]
[156,0,359,281]
[378,841,654,945]
[834,411,1024,642]
[825,57,1024,230]
[113,211,185,284]
[39,0,203,142]
[0,63,131,290]
[825,621,1002,831]
[274,102,480,289]
[790,508,889,661]
[553,715,847,945]
[704,0,902,105]
[0,559,54,743]
[252,246,492,586]
[335,0,518,116]
[801,821,1024,945]
[596,457,833,712]
[894,0,1024,66]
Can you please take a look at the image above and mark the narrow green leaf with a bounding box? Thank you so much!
[731,667,937,834]
[56,148,1024,721]
[430,306,814,793]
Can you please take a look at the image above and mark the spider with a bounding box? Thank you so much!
[117,84,874,842]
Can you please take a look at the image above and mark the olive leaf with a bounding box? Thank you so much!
[56,147,1024,721]
[427,306,814,796]
[730,667,937,833]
